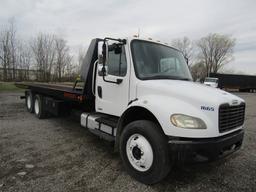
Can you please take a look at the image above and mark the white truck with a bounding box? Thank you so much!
[16,37,246,184]
[204,77,219,88]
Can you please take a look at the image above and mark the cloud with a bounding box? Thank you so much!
[0,0,255,74]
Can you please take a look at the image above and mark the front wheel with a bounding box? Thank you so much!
[119,120,171,184]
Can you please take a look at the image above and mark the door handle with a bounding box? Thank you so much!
[97,86,102,98]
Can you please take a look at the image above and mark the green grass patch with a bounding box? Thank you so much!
[0,82,23,92]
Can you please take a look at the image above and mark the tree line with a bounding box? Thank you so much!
[0,20,84,82]
[171,34,236,81]
[0,20,236,82]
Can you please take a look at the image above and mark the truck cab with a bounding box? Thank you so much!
[19,36,246,184]
[81,37,245,183]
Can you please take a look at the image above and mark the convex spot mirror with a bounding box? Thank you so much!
[108,43,122,54]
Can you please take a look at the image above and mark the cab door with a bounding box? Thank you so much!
[95,44,129,116]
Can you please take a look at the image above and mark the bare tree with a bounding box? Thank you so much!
[54,37,71,81]
[31,33,56,82]
[9,19,17,80]
[77,47,86,74]
[0,21,17,81]
[16,41,32,80]
[197,33,235,77]
[64,56,75,81]
[1,18,77,82]
[0,28,10,81]
[190,61,206,82]
[171,36,193,65]
[0,28,32,81]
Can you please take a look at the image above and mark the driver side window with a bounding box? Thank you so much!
[107,46,127,77]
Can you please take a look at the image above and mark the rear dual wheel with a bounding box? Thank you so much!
[34,94,46,119]
[26,91,34,113]
[25,92,46,119]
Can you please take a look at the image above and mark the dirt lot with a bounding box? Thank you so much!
[0,92,255,192]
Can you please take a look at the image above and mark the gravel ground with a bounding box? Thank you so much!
[0,92,255,192]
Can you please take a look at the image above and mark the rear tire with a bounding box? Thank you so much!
[26,91,34,113]
[119,120,171,184]
[34,94,47,119]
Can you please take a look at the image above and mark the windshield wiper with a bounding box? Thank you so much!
[143,75,191,81]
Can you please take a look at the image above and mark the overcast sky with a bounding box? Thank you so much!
[0,0,255,74]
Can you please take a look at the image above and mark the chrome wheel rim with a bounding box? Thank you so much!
[126,133,153,172]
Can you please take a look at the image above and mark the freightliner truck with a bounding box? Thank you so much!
[16,37,246,184]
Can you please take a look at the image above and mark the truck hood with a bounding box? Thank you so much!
[136,80,244,107]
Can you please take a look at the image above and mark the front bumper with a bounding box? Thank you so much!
[168,129,244,162]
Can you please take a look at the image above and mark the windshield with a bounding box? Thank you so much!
[131,40,192,80]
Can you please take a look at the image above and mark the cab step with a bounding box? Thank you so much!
[81,113,118,141]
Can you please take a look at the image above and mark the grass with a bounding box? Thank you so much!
[0,82,23,92]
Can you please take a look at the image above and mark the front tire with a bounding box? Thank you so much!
[119,120,171,184]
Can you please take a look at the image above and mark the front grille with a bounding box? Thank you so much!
[219,103,245,133]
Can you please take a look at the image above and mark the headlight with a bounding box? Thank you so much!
[170,114,207,129]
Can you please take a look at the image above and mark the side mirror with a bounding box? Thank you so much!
[97,38,124,85]
[98,64,108,76]
[98,41,108,65]
[98,41,109,78]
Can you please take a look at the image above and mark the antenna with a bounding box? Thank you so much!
[137,28,140,38]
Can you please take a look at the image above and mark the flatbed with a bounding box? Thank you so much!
[15,82,84,101]
[15,38,100,111]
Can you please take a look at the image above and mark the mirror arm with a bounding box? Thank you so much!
[103,75,123,84]
[103,37,126,45]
